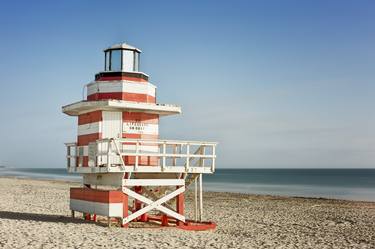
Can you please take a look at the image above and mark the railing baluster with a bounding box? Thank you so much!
[201,146,205,167]
[95,140,98,167]
[75,145,79,168]
[135,141,139,171]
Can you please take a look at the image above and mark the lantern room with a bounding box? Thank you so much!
[104,43,141,72]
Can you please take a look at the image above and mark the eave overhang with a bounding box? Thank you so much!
[62,100,181,116]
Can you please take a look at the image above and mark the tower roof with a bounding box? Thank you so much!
[104,43,142,53]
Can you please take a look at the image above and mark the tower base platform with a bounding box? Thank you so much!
[69,185,216,231]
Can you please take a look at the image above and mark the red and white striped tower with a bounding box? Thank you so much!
[77,44,159,167]
[63,43,217,230]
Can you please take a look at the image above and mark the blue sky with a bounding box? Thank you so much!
[0,0,374,168]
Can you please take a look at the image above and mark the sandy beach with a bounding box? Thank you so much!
[0,177,374,249]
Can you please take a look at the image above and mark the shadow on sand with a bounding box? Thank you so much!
[0,211,88,225]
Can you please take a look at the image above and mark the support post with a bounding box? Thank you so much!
[194,177,198,222]
[161,215,169,226]
[83,184,91,220]
[122,192,129,228]
[199,174,203,221]
[84,213,91,220]
[134,186,147,222]
[176,185,184,226]
[71,210,75,218]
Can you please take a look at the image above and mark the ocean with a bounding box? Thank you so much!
[0,167,374,202]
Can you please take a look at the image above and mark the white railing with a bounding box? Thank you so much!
[65,138,217,173]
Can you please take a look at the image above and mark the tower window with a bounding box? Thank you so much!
[105,51,110,71]
[110,50,121,71]
[122,50,134,71]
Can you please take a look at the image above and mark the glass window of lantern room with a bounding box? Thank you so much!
[110,50,121,71]
[122,50,134,71]
[134,52,139,71]
[105,51,110,71]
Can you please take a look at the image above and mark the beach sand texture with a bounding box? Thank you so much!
[0,177,374,249]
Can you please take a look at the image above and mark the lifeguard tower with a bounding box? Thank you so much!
[62,43,217,230]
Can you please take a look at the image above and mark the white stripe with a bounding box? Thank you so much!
[122,179,185,186]
[87,81,156,97]
[78,144,159,156]
[122,144,159,153]
[70,199,123,217]
[123,123,158,135]
[78,122,101,136]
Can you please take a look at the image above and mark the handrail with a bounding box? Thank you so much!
[96,138,217,146]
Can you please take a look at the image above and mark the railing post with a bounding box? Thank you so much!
[211,145,216,172]
[198,146,205,167]
[75,145,79,168]
[97,140,100,166]
[162,141,166,171]
[185,143,190,171]
[172,144,177,166]
[66,145,70,168]
[107,139,111,167]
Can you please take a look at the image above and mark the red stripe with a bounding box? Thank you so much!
[123,112,159,124]
[122,133,159,139]
[76,156,89,167]
[77,154,158,167]
[124,156,158,166]
[96,76,148,82]
[87,92,122,101]
[87,92,155,103]
[70,188,124,203]
[78,111,102,125]
[123,92,155,103]
[146,95,156,103]
[77,133,102,146]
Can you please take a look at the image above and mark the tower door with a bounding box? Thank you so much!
[102,111,122,139]
[100,111,122,165]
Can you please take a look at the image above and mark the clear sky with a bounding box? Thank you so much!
[0,0,374,168]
